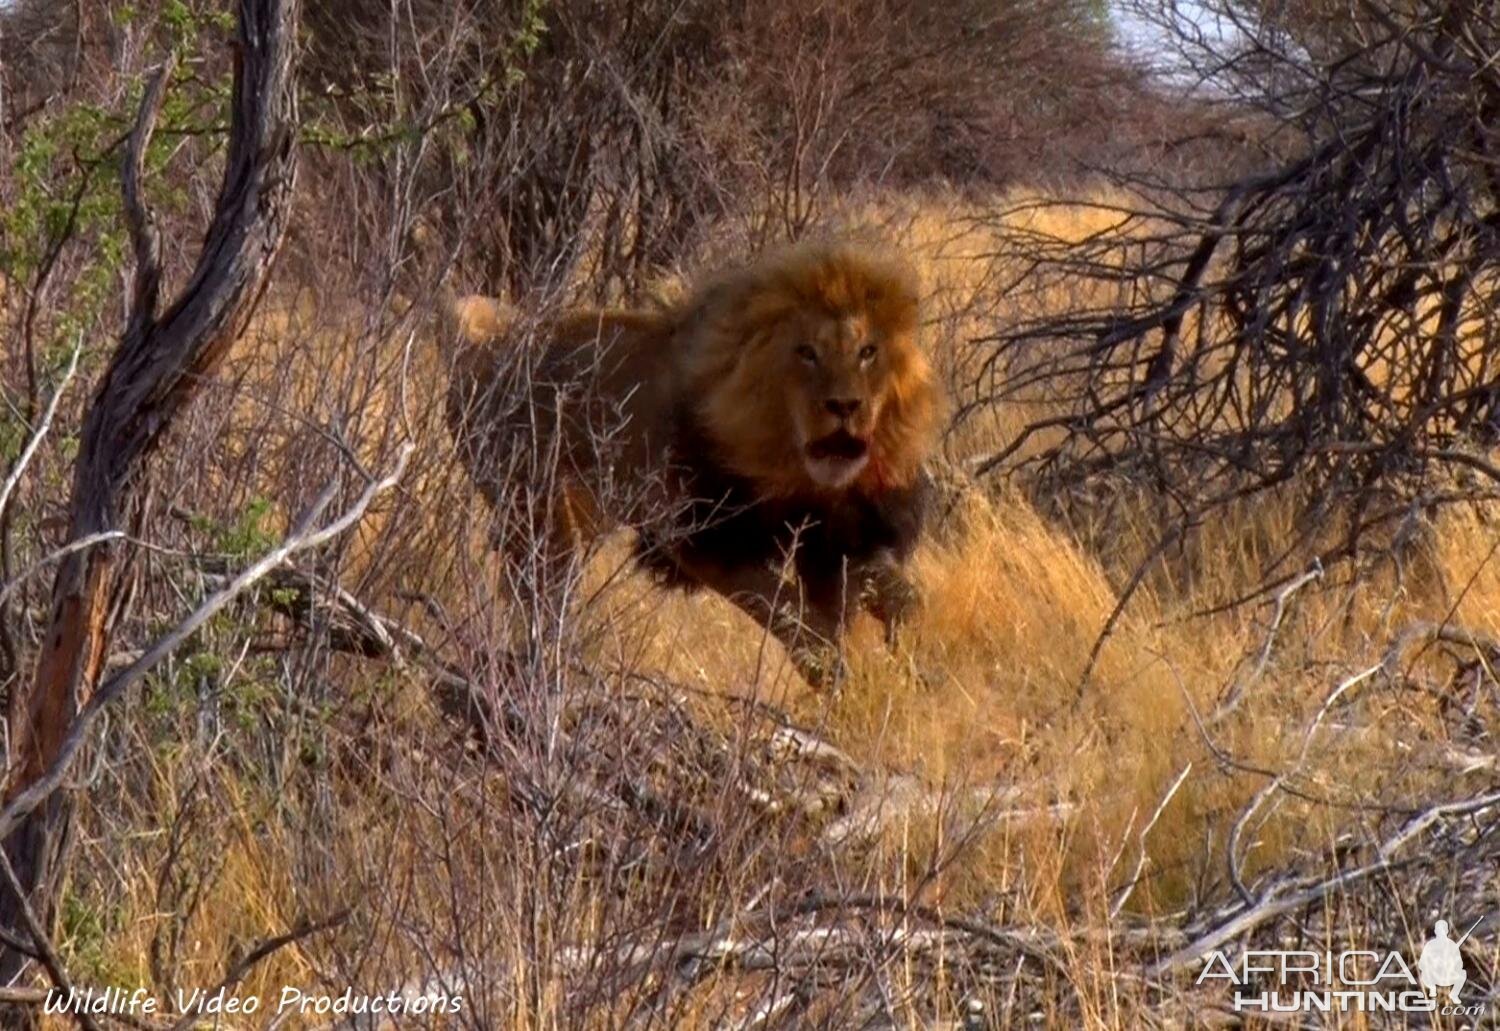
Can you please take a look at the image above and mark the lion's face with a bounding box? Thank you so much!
[683,243,940,499]
[777,310,897,489]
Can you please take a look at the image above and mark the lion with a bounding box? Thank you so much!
[446,241,943,685]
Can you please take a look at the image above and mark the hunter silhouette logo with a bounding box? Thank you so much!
[1418,918,1478,1003]
[1198,914,1488,1015]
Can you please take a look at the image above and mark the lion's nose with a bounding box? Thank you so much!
[824,398,862,419]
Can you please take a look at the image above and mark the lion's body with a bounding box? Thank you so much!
[449,308,679,548]
[447,242,942,683]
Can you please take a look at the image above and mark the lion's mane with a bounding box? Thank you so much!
[673,242,940,501]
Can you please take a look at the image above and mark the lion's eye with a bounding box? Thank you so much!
[858,344,878,364]
[795,344,819,365]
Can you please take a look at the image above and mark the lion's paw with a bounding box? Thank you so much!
[792,642,850,692]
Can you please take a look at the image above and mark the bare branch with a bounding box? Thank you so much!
[0,443,410,848]
[0,847,101,1031]
[166,910,350,1031]
[122,61,172,341]
[1153,784,1500,976]
[1110,762,1192,919]
[0,338,80,526]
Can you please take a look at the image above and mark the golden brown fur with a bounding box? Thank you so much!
[447,241,943,684]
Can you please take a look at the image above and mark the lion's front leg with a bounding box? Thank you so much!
[858,555,922,648]
[798,548,921,654]
[672,552,847,688]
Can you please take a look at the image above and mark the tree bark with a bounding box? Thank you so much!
[0,0,301,1002]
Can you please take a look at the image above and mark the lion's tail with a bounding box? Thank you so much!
[401,214,518,355]
[446,291,516,347]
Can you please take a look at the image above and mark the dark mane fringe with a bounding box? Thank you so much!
[632,401,933,590]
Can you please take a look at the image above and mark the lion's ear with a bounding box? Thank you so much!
[677,274,760,373]
[690,277,747,324]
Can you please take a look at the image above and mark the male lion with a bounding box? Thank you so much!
[447,241,942,685]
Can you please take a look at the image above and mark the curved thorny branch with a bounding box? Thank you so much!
[969,0,1500,595]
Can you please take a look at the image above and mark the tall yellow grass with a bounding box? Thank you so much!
[68,188,1500,1026]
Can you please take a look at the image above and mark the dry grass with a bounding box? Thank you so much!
[57,189,1500,1027]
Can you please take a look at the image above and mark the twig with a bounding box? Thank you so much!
[121,61,173,341]
[1224,662,1381,907]
[1151,785,1500,976]
[0,443,412,845]
[1110,762,1192,919]
[0,338,81,527]
[0,340,87,679]
[1381,621,1500,678]
[1077,518,1192,693]
[0,532,125,606]
[0,847,102,1031]
[1210,560,1323,722]
[167,910,350,1031]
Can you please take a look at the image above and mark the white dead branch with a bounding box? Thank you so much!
[0,443,412,845]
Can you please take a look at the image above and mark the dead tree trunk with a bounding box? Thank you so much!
[0,0,301,997]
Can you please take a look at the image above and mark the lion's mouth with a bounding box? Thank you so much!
[806,431,870,462]
[804,431,871,488]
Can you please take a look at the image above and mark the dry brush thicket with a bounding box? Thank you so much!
[1,0,1498,1027]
